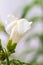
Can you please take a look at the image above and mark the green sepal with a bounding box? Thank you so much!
[7,39,17,53]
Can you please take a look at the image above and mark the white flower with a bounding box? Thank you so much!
[5,15,32,43]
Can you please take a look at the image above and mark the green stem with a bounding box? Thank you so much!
[7,57,10,65]
[5,52,10,65]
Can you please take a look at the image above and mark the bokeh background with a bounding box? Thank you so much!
[0,0,43,65]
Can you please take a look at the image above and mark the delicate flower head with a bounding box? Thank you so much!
[6,15,32,43]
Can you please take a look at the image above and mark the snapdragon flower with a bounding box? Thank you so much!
[6,15,32,43]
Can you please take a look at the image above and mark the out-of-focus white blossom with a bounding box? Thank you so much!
[5,15,32,43]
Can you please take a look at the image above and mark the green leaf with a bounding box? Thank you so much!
[21,5,32,18]
[21,0,40,18]
[35,0,41,5]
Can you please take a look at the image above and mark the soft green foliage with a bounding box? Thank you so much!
[21,0,41,18]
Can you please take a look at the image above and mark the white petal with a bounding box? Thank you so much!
[6,20,17,34]
[10,26,22,43]
[6,15,18,25]
[17,19,32,34]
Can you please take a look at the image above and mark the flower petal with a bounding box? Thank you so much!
[17,19,32,34]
